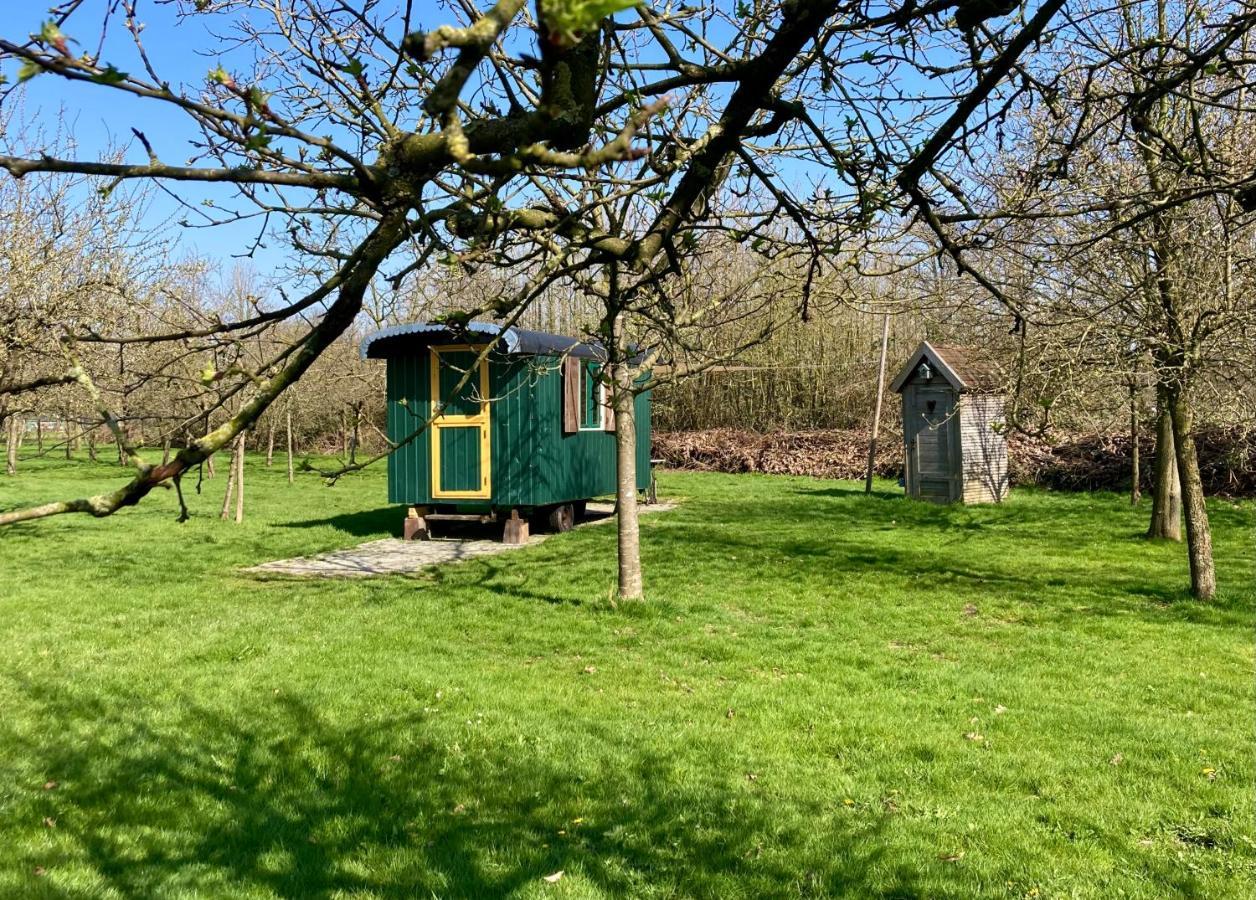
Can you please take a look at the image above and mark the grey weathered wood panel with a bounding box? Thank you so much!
[959,395,1008,503]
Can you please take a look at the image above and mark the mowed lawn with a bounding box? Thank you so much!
[0,454,1253,899]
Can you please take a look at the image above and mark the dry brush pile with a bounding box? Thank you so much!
[652,428,905,482]
[1009,428,1256,498]
[652,428,1256,498]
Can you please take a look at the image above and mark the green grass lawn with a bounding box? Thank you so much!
[0,453,1252,898]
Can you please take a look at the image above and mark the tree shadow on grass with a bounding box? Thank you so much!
[792,485,904,503]
[784,486,1014,532]
[277,505,404,538]
[417,556,581,608]
[652,513,1255,630]
[267,487,1252,629]
[3,677,934,898]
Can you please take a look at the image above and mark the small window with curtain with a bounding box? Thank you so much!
[579,361,604,430]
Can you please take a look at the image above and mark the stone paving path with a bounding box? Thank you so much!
[246,501,676,578]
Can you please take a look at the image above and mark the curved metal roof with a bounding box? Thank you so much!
[361,321,607,361]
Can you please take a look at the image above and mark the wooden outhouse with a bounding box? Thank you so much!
[362,321,652,542]
[890,342,1008,504]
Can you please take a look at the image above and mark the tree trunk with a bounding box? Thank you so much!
[349,405,361,463]
[612,357,643,601]
[234,434,245,524]
[87,428,97,463]
[1147,386,1181,541]
[35,417,43,453]
[286,408,294,485]
[220,444,237,519]
[865,314,890,493]
[1168,388,1215,600]
[4,416,16,476]
[266,418,275,467]
[200,407,214,477]
[162,436,172,466]
[1129,383,1140,505]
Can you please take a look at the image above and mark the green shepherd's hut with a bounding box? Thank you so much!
[362,322,652,543]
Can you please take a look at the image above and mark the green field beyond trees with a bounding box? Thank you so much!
[0,456,1253,898]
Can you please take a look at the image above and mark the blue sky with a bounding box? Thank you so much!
[9,3,295,275]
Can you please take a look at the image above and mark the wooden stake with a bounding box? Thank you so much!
[865,314,891,494]
[234,434,245,524]
[286,408,294,485]
[1129,382,1140,505]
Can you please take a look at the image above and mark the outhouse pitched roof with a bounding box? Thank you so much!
[889,341,1001,394]
[361,321,607,361]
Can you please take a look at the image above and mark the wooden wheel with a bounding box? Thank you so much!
[546,502,576,533]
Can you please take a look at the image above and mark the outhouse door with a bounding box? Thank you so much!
[909,387,960,503]
[429,346,491,500]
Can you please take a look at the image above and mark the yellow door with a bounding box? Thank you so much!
[429,346,491,500]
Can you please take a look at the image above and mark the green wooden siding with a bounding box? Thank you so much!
[385,348,651,509]
[386,354,431,504]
